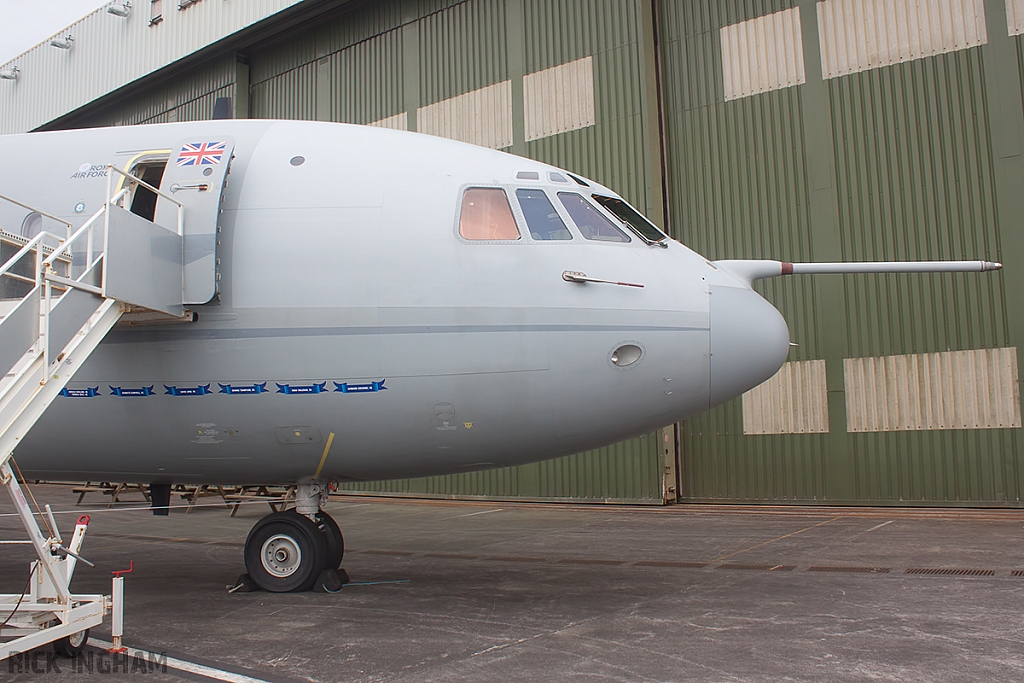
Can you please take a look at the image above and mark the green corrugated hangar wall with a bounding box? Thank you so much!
[61,0,1024,506]
[665,0,1024,506]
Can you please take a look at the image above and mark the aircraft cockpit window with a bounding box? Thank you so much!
[128,161,168,222]
[459,188,521,241]
[568,173,590,187]
[557,193,630,243]
[516,171,540,180]
[592,195,667,243]
[549,173,569,183]
[516,189,572,240]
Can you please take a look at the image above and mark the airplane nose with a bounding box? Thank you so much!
[709,285,791,407]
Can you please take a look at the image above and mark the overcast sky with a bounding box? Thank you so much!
[0,0,110,65]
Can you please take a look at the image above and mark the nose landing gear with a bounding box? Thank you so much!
[242,482,346,593]
[244,510,327,592]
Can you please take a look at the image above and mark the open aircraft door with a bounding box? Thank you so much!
[154,138,235,304]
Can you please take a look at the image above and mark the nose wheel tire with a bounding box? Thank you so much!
[244,510,328,592]
[318,511,344,569]
[53,629,89,657]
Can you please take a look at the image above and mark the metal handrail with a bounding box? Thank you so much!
[3,172,186,381]
[42,192,122,270]
[42,164,182,274]
[1,272,35,286]
[0,230,54,282]
[1,230,71,262]
[106,164,184,236]
[107,165,183,209]
[0,194,72,241]
[42,167,182,372]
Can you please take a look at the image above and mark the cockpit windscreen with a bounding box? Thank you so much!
[517,189,572,240]
[557,193,630,243]
[591,195,667,243]
[460,188,521,240]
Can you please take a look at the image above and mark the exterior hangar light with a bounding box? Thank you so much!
[0,66,19,80]
[107,2,131,18]
[49,35,74,50]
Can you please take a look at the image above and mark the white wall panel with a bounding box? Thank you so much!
[523,56,596,141]
[367,112,408,130]
[720,7,806,101]
[844,348,1021,432]
[817,0,988,79]
[742,360,830,434]
[0,0,302,135]
[1008,0,1024,35]
[417,81,513,149]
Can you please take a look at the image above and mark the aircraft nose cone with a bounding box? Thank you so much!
[709,285,790,407]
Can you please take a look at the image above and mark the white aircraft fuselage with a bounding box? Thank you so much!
[0,120,789,485]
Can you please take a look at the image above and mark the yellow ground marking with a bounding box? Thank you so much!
[711,516,840,563]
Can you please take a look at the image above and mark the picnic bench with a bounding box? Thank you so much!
[72,482,151,507]
[174,484,236,513]
[223,485,296,517]
[71,482,297,516]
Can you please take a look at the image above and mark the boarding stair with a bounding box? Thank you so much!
[0,167,189,659]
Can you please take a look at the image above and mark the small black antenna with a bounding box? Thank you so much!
[212,97,233,120]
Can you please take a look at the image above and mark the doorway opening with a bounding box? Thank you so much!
[128,159,168,221]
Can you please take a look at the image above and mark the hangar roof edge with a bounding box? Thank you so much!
[0,0,307,136]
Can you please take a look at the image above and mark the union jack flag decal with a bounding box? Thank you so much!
[176,141,226,166]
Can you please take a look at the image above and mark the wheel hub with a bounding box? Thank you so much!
[261,534,302,578]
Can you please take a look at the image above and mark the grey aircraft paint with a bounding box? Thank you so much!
[0,120,788,485]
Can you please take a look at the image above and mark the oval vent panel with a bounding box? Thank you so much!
[611,344,643,367]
